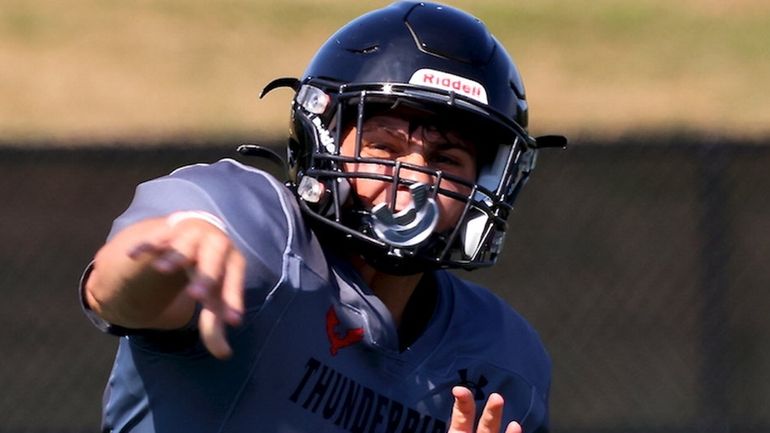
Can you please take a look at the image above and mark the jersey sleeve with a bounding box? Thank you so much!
[81,158,314,337]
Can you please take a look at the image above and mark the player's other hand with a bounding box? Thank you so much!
[448,387,522,433]
[128,214,246,359]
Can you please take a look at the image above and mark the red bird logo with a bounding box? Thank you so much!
[326,306,364,356]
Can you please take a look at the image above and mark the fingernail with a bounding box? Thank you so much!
[189,275,217,297]
[128,243,151,259]
[153,258,176,273]
[225,308,242,326]
[187,281,206,298]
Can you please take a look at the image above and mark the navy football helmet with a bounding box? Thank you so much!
[261,1,565,273]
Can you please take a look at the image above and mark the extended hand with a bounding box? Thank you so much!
[128,215,245,359]
[448,387,522,433]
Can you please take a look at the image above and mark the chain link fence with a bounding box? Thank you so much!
[1,136,767,432]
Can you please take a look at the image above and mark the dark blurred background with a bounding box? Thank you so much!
[2,137,768,432]
[1,0,769,432]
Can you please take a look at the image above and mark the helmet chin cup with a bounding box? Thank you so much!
[371,183,439,248]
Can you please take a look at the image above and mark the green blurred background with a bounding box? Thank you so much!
[2,0,769,142]
[2,1,770,433]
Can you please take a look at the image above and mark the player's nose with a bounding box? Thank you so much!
[397,152,432,184]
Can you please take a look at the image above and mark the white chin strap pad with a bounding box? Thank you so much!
[460,211,488,259]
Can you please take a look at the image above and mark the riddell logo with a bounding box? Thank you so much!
[409,69,489,104]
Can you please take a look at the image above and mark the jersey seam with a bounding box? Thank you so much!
[216,159,296,301]
[163,159,295,303]
[108,160,294,355]
[206,159,300,433]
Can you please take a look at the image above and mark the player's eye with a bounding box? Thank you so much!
[430,153,461,166]
[431,146,473,167]
[429,147,476,181]
[362,141,399,158]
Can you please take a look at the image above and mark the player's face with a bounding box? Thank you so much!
[340,114,477,232]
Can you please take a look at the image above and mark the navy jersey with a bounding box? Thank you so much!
[81,159,551,433]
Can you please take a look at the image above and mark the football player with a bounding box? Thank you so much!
[81,2,565,432]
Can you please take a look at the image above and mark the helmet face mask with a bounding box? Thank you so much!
[270,1,543,273]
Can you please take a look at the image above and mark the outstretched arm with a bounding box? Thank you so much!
[84,213,245,359]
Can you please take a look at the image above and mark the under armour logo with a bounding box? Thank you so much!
[457,369,489,401]
[325,307,364,356]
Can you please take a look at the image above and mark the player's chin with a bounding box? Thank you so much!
[435,206,464,232]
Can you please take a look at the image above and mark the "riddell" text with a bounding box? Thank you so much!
[409,69,488,104]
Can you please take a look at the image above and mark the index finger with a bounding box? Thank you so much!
[220,249,245,325]
[448,386,476,433]
[199,308,232,359]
